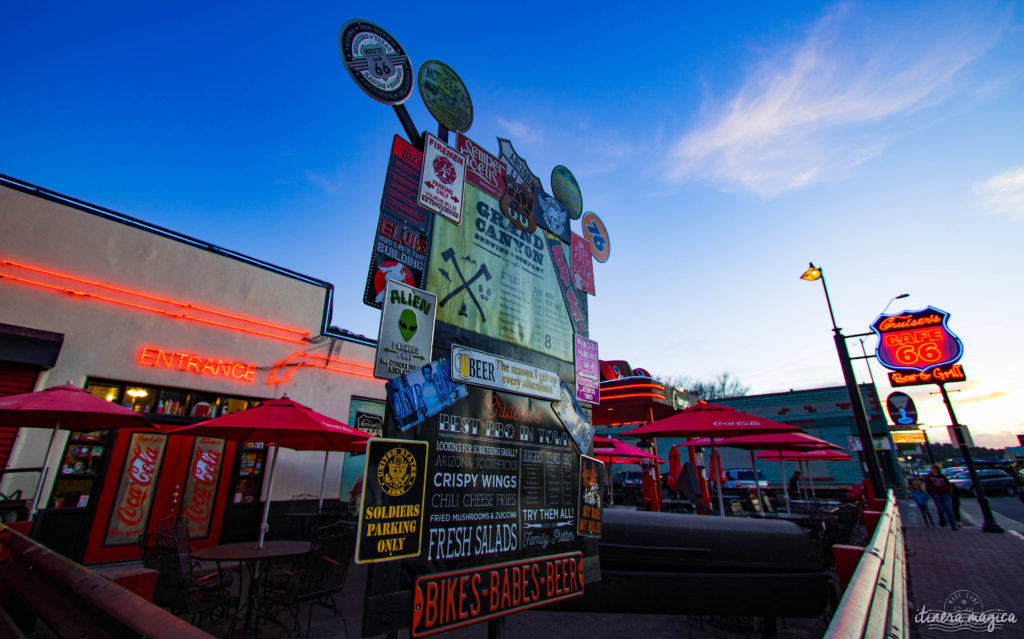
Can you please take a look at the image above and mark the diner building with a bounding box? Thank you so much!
[592,360,902,490]
[713,385,903,488]
[0,174,385,563]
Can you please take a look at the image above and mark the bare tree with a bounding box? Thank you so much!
[659,372,750,400]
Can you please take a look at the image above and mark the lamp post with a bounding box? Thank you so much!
[918,424,935,465]
[882,293,909,316]
[938,385,1004,533]
[801,263,885,497]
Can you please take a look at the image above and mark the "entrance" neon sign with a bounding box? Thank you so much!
[138,346,258,383]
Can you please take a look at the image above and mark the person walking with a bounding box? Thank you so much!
[925,465,958,530]
[909,480,935,526]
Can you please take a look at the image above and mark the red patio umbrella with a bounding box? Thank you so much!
[622,403,803,516]
[593,436,663,462]
[171,396,371,547]
[679,432,835,513]
[756,448,853,499]
[754,449,852,462]
[593,436,663,508]
[0,383,153,518]
[667,445,682,492]
[619,402,803,439]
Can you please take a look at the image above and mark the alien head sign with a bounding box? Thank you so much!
[871,306,963,374]
[376,281,437,379]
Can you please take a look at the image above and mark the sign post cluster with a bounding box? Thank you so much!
[871,306,1003,533]
[339,18,613,635]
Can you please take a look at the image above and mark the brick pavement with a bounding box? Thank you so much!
[903,500,1024,638]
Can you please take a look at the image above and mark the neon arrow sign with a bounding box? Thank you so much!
[268,352,379,385]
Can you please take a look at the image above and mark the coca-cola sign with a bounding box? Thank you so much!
[127,443,159,486]
[105,433,167,546]
[181,437,225,538]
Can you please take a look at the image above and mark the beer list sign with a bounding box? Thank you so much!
[411,386,581,573]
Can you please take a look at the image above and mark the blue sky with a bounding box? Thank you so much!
[3,2,1022,447]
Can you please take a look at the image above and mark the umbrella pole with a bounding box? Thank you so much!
[711,438,725,517]
[779,454,791,514]
[750,450,762,514]
[607,464,614,508]
[257,443,281,549]
[318,451,330,512]
[807,460,817,499]
[28,420,62,520]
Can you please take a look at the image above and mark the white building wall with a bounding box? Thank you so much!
[0,182,385,505]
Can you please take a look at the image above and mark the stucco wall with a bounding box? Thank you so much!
[0,183,385,504]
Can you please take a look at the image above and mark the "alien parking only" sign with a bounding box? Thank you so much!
[375,281,437,379]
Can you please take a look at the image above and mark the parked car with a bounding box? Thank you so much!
[950,469,1018,496]
[613,471,644,489]
[722,469,769,490]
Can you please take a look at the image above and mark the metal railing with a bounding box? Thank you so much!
[0,524,214,639]
[824,490,907,639]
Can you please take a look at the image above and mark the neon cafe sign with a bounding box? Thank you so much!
[870,306,965,387]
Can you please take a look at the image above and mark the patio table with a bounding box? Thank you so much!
[194,540,313,634]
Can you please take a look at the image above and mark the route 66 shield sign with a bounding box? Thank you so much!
[339,20,414,105]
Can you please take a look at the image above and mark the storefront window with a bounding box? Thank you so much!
[124,386,157,413]
[50,431,112,509]
[189,392,219,418]
[220,397,253,416]
[155,388,193,416]
[87,382,121,404]
[232,441,266,504]
[87,379,264,422]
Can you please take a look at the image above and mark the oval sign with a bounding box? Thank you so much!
[581,212,610,263]
[418,60,473,132]
[885,392,918,425]
[339,20,413,105]
[551,166,582,219]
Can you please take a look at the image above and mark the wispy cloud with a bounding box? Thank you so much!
[495,117,541,144]
[974,164,1024,218]
[666,3,1008,198]
[956,391,1010,405]
[306,168,348,194]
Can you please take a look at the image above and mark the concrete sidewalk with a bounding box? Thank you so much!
[902,500,1024,638]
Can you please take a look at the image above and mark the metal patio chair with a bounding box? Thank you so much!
[139,531,238,632]
[260,521,355,638]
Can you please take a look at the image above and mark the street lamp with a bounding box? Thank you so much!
[882,293,909,316]
[918,424,935,464]
[800,262,886,497]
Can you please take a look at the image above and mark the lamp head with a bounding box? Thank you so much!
[800,262,822,281]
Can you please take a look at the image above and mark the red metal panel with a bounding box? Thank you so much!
[0,362,40,469]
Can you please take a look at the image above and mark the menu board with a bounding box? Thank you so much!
[425,183,574,362]
[407,386,584,574]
